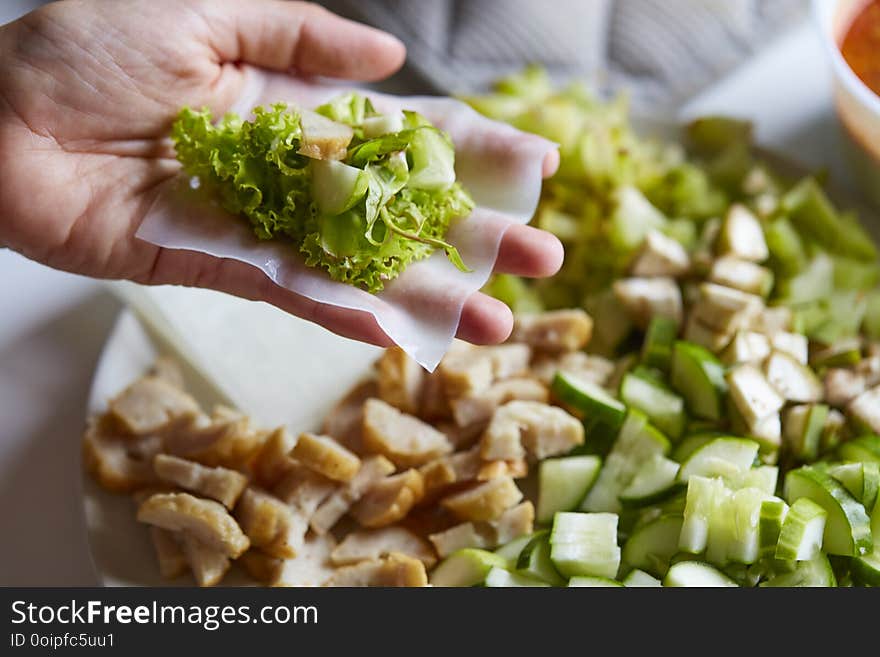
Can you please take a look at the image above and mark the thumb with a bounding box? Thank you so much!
[200,0,406,81]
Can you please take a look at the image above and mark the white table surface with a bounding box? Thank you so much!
[0,4,864,585]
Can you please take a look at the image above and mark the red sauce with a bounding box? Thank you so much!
[841,0,880,96]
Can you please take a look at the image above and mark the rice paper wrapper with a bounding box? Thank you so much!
[136,68,555,370]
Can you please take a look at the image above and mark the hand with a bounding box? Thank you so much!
[0,0,562,347]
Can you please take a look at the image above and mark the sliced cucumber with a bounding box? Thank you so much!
[549,512,621,580]
[582,411,669,513]
[784,467,873,556]
[620,372,686,439]
[641,315,678,372]
[619,455,682,507]
[663,561,738,587]
[485,567,550,587]
[552,371,627,430]
[838,435,880,465]
[852,551,880,586]
[672,433,719,463]
[775,498,826,562]
[727,487,768,564]
[622,569,663,587]
[726,364,784,427]
[763,351,823,403]
[760,553,836,587]
[568,576,624,587]
[759,497,789,559]
[677,437,759,483]
[670,341,728,421]
[494,533,537,568]
[621,514,683,578]
[783,404,828,462]
[680,476,726,554]
[310,159,369,216]
[828,462,880,512]
[515,532,566,586]
[537,456,602,524]
[727,465,778,495]
[430,548,508,587]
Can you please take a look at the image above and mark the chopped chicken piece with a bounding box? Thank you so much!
[276,534,338,587]
[273,465,338,519]
[362,399,452,467]
[531,352,615,387]
[310,456,395,534]
[180,534,230,587]
[440,476,523,522]
[153,454,248,509]
[418,368,452,421]
[137,492,249,558]
[494,501,535,543]
[331,527,436,568]
[435,421,484,450]
[847,386,880,433]
[481,401,584,462]
[419,447,483,497]
[824,368,867,408]
[324,552,427,587]
[292,433,361,483]
[249,427,297,489]
[109,376,201,435]
[726,364,785,427]
[350,469,425,528]
[83,418,160,493]
[477,459,528,480]
[856,354,880,387]
[234,488,304,559]
[613,277,683,328]
[238,550,285,585]
[376,347,424,415]
[164,412,264,470]
[630,229,690,277]
[451,378,549,429]
[147,356,185,390]
[297,107,354,160]
[438,347,494,399]
[511,309,593,352]
[321,380,378,455]
[149,527,187,579]
[483,344,532,379]
[428,501,534,558]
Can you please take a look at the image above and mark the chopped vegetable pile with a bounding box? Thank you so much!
[171,94,473,293]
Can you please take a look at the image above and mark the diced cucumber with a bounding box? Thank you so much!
[620,372,686,439]
[361,111,404,138]
[838,435,880,465]
[727,487,768,564]
[582,411,669,513]
[622,569,662,587]
[759,553,837,587]
[552,371,627,430]
[619,455,683,507]
[641,316,678,372]
[485,567,550,587]
[670,341,728,421]
[726,364,784,427]
[680,476,726,554]
[759,497,789,559]
[810,338,862,369]
[663,561,738,587]
[784,467,873,556]
[310,159,369,216]
[430,548,508,587]
[549,512,621,579]
[515,532,566,586]
[775,498,826,562]
[621,514,683,578]
[851,552,880,586]
[727,465,779,495]
[608,186,668,253]
[677,437,759,483]
[568,576,624,587]
[828,462,880,512]
[783,404,828,462]
[494,533,537,567]
[407,127,456,191]
[672,433,719,463]
[763,351,823,403]
[765,217,807,276]
[537,456,602,524]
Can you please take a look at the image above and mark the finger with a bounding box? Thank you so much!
[456,292,514,345]
[202,0,406,80]
[494,224,564,278]
[542,150,560,178]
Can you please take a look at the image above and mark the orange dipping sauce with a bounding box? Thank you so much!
[841,0,880,96]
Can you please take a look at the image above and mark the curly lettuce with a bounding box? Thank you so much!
[171,97,473,293]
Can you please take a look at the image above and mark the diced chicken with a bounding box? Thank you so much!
[321,380,379,455]
[719,204,768,262]
[721,330,771,366]
[856,354,880,387]
[108,376,200,435]
[180,534,230,587]
[428,501,534,558]
[630,229,690,277]
[531,352,615,387]
[726,364,785,427]
[137,492,249,558]
[438,347,494,399]
[511,309,593,352]
[763,351,823,403]
[440,476,523,522]
[276,533,338,587]
[83,418,159,493]
[164,412,264,470]
[481,401,584,462]
[148,527,187,579]
[362,399,452,468]
[234,488,304,559]
[310,455,395,535]
[376,347,424,415]
[450,378,549,429]
[292,433,361,483]
[477,459,528,481]
[483,344,533,380]
[613,277,683,329]
[418,368,452,421]
[350,469,425,528]
[708,256,773,297]
[847,386,880,433]
[331,527,436,568]
[824,368,867,408]
[249,427,297,489]
[297,107,354,160]
[147,356,185,390]
[419,447,483,497]
[238,550,285,585]
[153,454,248,509]
[494,501,535,544]
[434,421,484,450]
[324,552,427,587]
[692,283,764,334]
[273,465,338,519]
[770,332,809,364]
